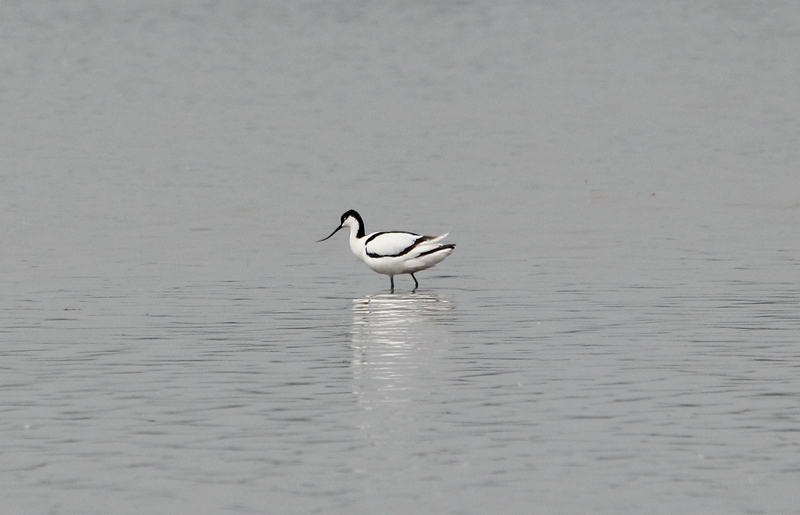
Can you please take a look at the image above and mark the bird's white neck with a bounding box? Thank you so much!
[348,223,364,257]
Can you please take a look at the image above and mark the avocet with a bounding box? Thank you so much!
[318,210,455,291]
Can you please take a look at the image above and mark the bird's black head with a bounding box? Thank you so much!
[318,209,365,242]
[340,210,365,238]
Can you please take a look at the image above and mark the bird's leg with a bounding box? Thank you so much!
[390,276,395,292]
[411,273,419,291]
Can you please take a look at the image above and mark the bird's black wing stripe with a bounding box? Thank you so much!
[415,244,456,258]
[367,235,432,259]
[364,232,386,245]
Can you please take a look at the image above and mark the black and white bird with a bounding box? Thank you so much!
[318,210,455,291]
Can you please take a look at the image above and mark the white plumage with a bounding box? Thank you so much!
[318,210,455,291]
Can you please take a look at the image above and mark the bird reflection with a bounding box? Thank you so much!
[351,292,454,408]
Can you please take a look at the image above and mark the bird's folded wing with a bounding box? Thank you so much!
[365,231,429,258]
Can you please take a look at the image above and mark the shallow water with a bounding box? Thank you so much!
[2,1,800,514]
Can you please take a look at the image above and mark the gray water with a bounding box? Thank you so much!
[2,1,800,514]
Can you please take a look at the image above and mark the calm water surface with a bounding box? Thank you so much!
[2,1,800,514]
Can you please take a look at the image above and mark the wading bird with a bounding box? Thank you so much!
[318,210,455,291]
